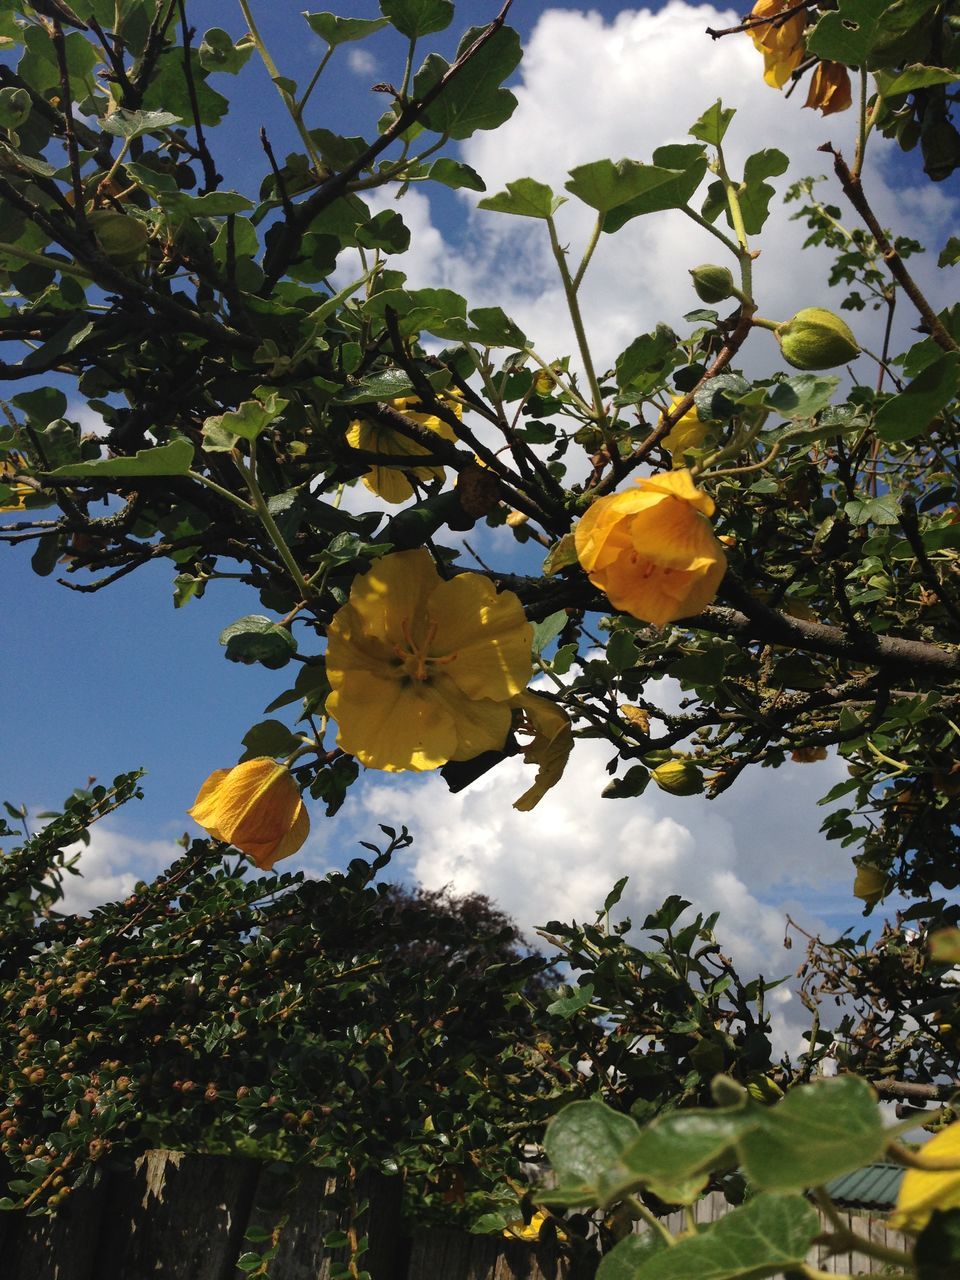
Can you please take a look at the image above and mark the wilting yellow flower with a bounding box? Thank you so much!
[346,395,462,503]
[852,861,886,908]
[804,61,852,116]
[511,691,574,811]
[889,1122,960,1232]
[575,470,727,627]
[662,396,710,464]
[188,758,309,869]
[748,0,806,89]
[325,549,533,772]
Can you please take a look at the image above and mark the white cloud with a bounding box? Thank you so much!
[354,734,850,1052]
[346,47,378,76]
[57,826,177,914]
[366,3,952,380]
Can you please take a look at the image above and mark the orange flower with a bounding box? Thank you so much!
[804,61,852,116]
[188,758,309,869]
[748,0,806,89]
[575,470,727,627]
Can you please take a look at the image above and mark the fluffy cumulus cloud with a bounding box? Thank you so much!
[354,734,850,1049]
[371,2,953,375]
[57,826,177,914]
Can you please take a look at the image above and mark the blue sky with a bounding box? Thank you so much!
[1,2,954,1038]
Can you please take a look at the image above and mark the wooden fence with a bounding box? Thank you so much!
[0,1150,908,1279]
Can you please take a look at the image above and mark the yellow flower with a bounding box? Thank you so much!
[662,396,710,464]
[503,1209,549,1241]
[511,691,574,811]
[575,470,727,627]
[804,61,852,116]
[748,0,806,89]
[188,758,309,870]
[889,1122,960,1232]
[0,452,35,512]
[346,395,461,503]
[325,548,533,772]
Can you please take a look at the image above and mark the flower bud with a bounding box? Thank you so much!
[689,264,736,304]
[650,758,703,796]
[775,307,860,370]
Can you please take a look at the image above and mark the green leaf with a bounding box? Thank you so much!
[597,1233,668,1280]
[356,209,410,254]
[220,616,298,670]
[546,982,595,1018]
[304,12,390,46]
[0,86,31,131]
[874,352,960,443]
[607,630,638,672]
[380,0,453,39]
[426,157,485,192]
[807,0,934,68]
[602,766,650,799]
[938,236,960,268]
[916,1209,960,1280]
[738,149,789,235]
[467,306,527,348]
[844,493,900,526]
[415,26,521,140]
[477,177,562,219]
[532,610,568,655]
[630,1194,819,1279]
[602,147,708,233]
[198,28,256,74]
[544,1101,642,1208]
[567,157,685,214]
[765,374,840,419]
[689,100,735,147]
[740,1077,886,1191]
[202,393,289,445]
[100,107,181,139]
[46,438,194,478]
[240,719,302,762]
[877,63,960,98]
[615,325,681,393]
[337,367,450,405]
[620,1105,752,1202]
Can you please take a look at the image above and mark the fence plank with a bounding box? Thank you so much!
[90,1149,261,1280]
[3,1181,107,1280]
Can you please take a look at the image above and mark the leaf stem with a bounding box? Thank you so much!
[235,445,313,600]
[624,1194,676,1246]
[236,0,326,178]
[546,213,608,434]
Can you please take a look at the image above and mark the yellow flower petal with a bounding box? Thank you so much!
[889,1122,960,1232]
[429,573,533,702]
[511,692,574,811]
[327,672,458,771]
[748,0,806,89]
[188,759,309,869]
[346,396,461,503]
[663,396,710,463]
[325,549,532,772]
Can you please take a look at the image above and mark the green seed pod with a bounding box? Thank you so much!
[689,263,736,304]
[776,307,860,370]
[650,758,703,796]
